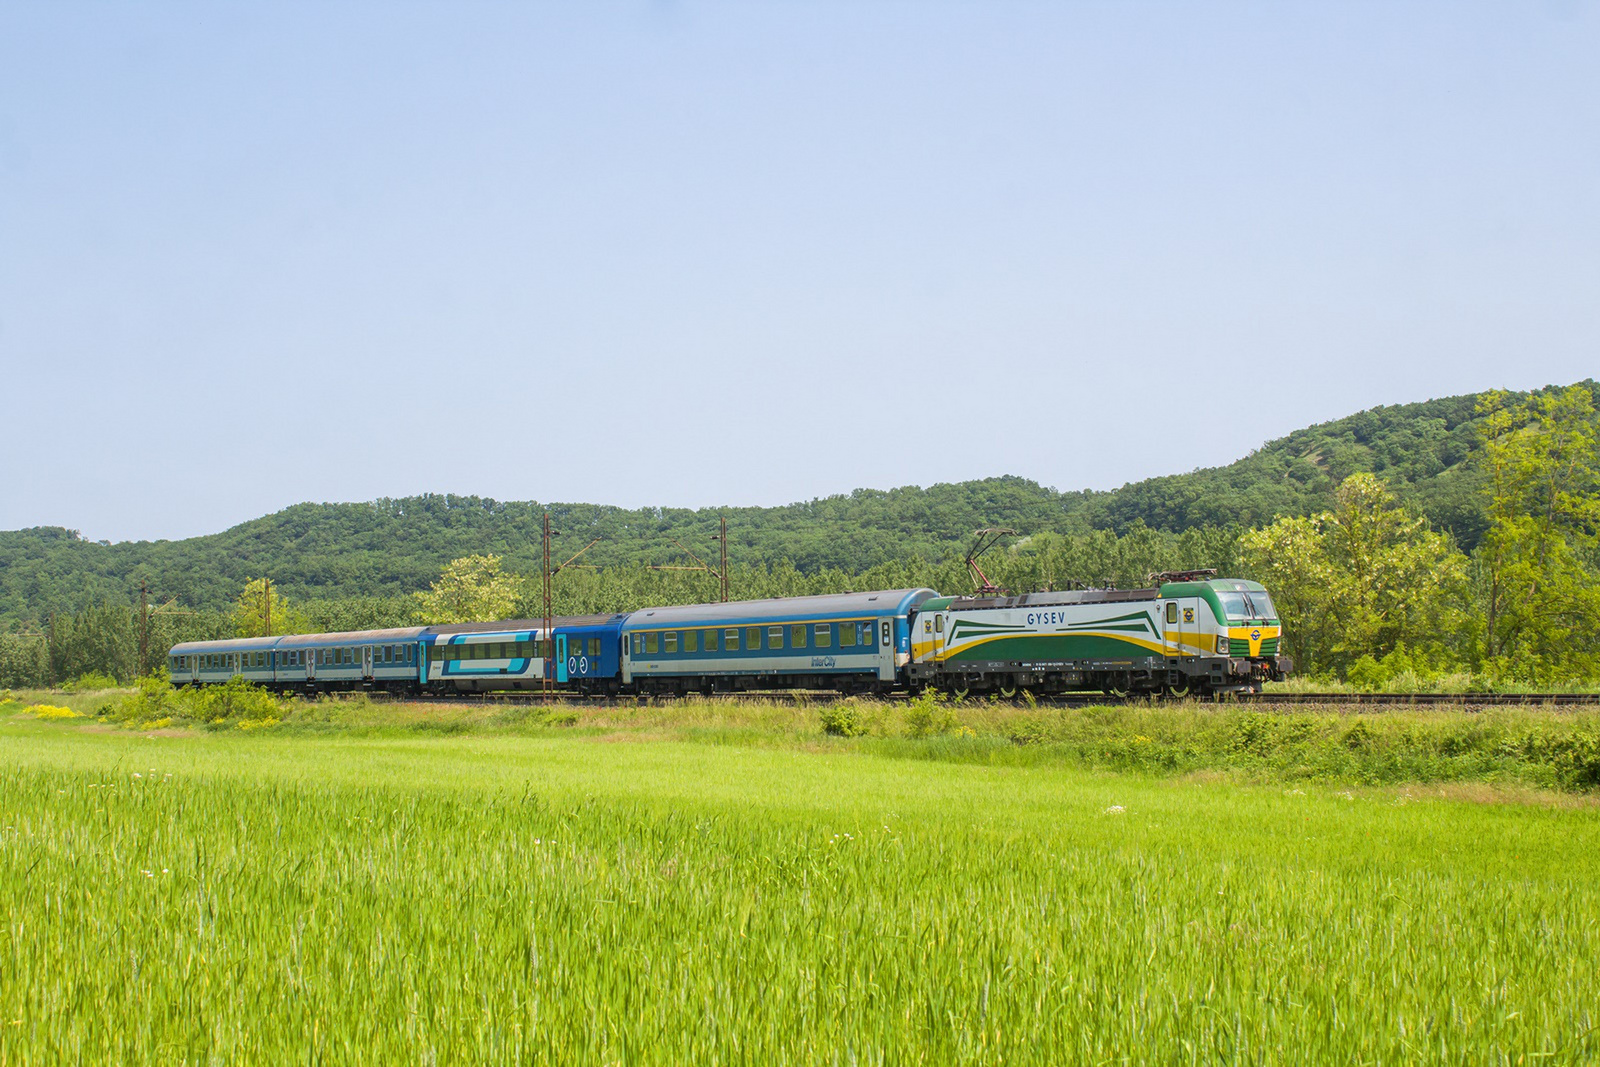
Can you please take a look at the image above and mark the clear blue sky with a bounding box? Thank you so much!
[2,2,1597,543]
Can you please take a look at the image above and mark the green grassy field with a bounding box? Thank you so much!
[4,706,1600,1063]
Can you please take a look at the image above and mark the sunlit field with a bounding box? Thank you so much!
[4,707,1599,1063]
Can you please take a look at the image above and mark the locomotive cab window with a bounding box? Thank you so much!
[934,616,943,633]
[1166,603,1178,624]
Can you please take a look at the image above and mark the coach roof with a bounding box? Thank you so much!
[621,589,935,629]
[424,614,624,636]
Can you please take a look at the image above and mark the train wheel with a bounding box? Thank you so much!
[999,685,1018,699]
[950,686,970,702]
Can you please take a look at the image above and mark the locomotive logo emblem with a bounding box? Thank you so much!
[1183,608,1194,623]
[1250,629,1261,641]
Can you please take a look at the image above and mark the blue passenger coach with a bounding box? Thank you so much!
[423,614,625,694]
[275,627,428,691]
[620,589,935,694]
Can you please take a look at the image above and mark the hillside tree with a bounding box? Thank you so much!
[416,555,520,624]
[1476,385,1600,682]
[1239,473,1469,676]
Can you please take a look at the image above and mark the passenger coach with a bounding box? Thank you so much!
[621,589,935,694]
[423,614,625,695]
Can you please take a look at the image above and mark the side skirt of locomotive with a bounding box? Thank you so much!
[910,654,1290,697]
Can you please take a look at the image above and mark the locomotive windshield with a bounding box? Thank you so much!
[1219,591,1277,620]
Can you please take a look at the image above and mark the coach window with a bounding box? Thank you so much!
[665,632,678,654]
[724,628,739,651]
[839,624,856,648]
[768,626,783,648]
[684,630,698,653]
[645,633,659,654]
[791,624,806,648]
[746,627,761,650]
[815,623,832,648]
[704,629,718,652]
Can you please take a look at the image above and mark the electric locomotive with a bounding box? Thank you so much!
[907,572,1289,697]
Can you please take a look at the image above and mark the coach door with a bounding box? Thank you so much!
[362,645,374,680]
[1174,600,1198,658]
[555,634,569,683]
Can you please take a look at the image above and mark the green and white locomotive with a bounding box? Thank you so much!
[908,571,1289,698]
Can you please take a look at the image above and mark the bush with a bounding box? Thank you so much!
[904,691,958,738]
[99,674,295,730]
[819,703,868,738]
[25,704,79,720]
[59,672,122,693]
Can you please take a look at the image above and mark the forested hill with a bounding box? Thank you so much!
[3,380,1593,623]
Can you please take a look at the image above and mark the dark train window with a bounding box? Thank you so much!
[684,630,697,653]
[791,624,806,648]
[724,628,738,651]
[645,633,659,654]
[815,624,832,648]
[704,629,718,652]
[746,627,760,650]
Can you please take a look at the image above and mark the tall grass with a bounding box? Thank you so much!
[2,720,1599,1062]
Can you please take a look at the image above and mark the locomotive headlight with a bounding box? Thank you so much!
[1216,634,1229,655]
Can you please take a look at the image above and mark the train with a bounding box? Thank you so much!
[169,573,1290,698]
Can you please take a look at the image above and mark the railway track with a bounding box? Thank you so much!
[1240,691,1600,706]
[365,689,1600,708]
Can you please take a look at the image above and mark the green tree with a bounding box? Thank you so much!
[416,555,520,624]
[1476,386,1600,682]
[1240,473,1470,677]
[231,579,307,638]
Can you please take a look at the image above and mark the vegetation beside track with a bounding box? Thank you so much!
[11,683,1600,794]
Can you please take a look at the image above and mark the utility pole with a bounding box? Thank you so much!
[712,514,729,602]
[133,582,195,677]
[139,580,150,677]
[542,511,554,700]
[263,578,272,638]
